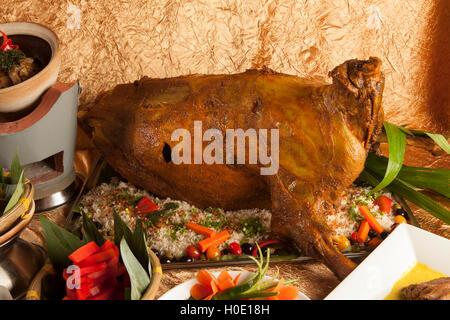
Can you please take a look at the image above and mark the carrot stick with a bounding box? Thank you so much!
[357,219,370,243]
[186,222,216,237]
[198,230,230,252]
[359,205,384,234]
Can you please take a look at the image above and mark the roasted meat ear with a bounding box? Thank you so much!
[81,58,385,280]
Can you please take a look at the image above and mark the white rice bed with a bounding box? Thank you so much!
[79,179,398,258]
[79,179,271,258]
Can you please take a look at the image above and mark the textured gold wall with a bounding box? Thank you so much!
[2,0,449,134]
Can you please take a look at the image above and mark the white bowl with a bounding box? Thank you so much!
[159,270,310,300]
[325,223,450,300]
[0,22,60,113]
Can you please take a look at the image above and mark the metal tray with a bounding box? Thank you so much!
[64,157,418,270]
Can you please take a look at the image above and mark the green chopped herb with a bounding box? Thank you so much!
[349,205,363,222]
[239,217,264,237]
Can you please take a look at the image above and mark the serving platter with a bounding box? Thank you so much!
[64,157,419,270]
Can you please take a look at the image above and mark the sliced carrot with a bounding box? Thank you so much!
[233,273,241,286]
[204,279,219,300]
[198,230,230,252]
[210,279,219,294]
[266,279,284,300]
[357,219,370,243]
[218,278,235,291]
[217,270,232,284]
[359,205,384,234]
[277,285,299,300]
[186,222,216,237]
[203,293,214,300]
[190,283,212,300]
[197,270,216,288]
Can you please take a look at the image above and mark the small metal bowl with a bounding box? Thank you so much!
[0,234,46,299]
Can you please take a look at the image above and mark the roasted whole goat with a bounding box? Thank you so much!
[81,57,385,279]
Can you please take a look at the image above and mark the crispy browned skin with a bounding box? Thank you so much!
[81,57,385,279]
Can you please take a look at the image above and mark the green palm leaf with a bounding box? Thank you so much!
[367,122,406,195]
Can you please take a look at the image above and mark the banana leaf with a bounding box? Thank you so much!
[367,122,406,196]
[365,153,450,198]
[3,170,24,214]
[120,237,150,300]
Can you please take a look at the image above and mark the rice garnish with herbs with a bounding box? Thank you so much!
[78,179,399,258]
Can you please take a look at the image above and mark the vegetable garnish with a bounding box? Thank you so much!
[41,213,153,300]
[251,239,280,256]
[373,195,392,215]
[186,222,216,237]
[198,230,230,253]
[189,247,298,300]
[0,30,26,73]
[134,196,159,216]
[0,30,19,51]
[62,240,127,300]
[358,205,384,234]
[356,220,370,243]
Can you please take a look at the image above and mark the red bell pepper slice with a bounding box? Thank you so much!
[373,195,392,215]
[100,239,115,250]
[68,241,100,263]
[77,248,117,267]
[252,239,281,256]
[66,287,77,300]
[76,276,94,300]
[79,261,108,276]
[87,278,117,300]
[135,196,159,216]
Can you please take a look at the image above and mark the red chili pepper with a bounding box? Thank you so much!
[68,241,100,263]
[251,239,280,256]
[0,30,19,51]
[135,196,159,216]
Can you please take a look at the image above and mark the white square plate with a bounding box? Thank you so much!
[325,223,450,300]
